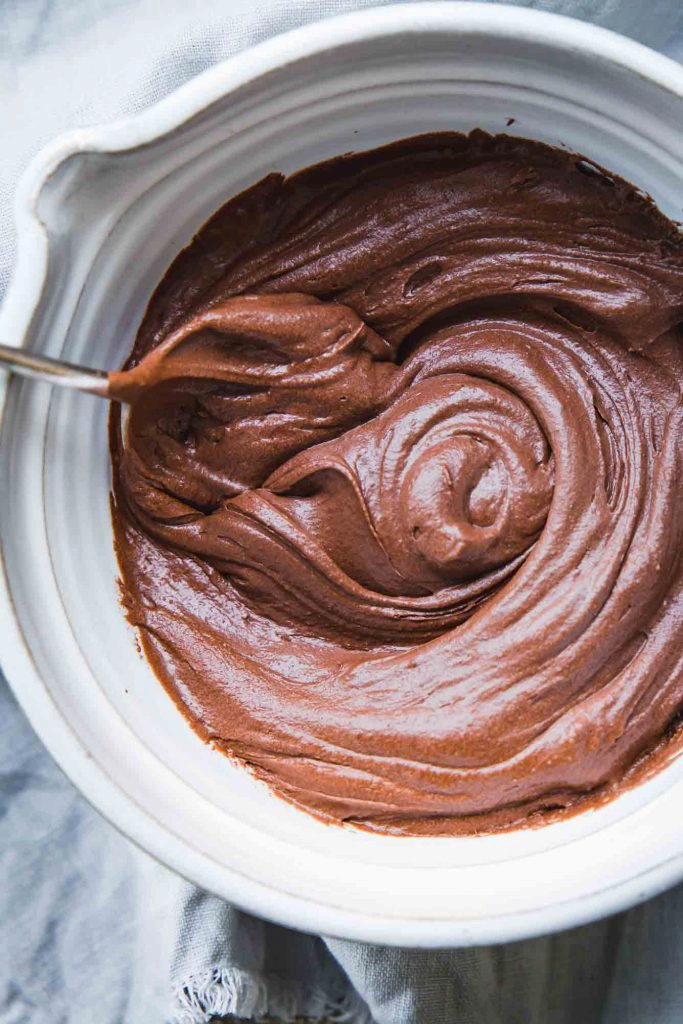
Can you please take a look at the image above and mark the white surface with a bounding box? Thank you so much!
[2,2,683,947]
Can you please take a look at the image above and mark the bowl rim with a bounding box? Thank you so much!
[2,1,683,946]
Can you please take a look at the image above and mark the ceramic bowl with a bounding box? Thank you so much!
[2,2,683,945]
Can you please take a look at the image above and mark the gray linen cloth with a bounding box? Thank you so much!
[2,1,683,1022]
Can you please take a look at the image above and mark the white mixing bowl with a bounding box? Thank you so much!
[2,2,683,946]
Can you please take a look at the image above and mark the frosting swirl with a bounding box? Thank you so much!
[111,132,683,833]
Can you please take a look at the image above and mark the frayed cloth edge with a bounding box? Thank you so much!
[170,965,374,1024]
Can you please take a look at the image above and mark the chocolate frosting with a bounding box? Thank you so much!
[111,132,683,834]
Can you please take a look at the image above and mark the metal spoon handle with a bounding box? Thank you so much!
[0,343,110,397]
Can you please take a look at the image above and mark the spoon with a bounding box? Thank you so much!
[0,294,366,403]
[0,343,113,398]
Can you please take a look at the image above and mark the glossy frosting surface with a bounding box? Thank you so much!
[111,133,683,834]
